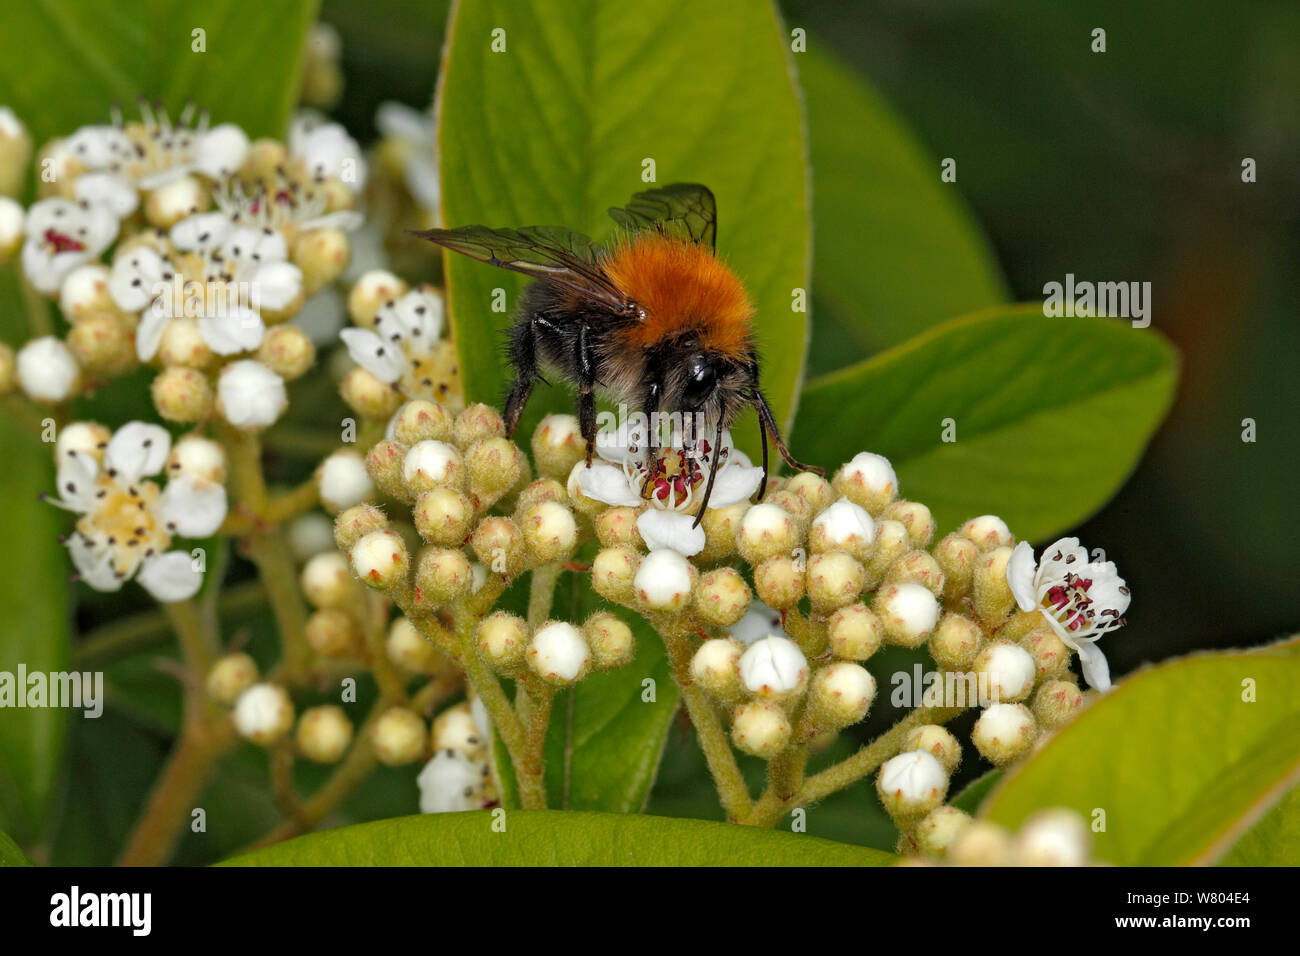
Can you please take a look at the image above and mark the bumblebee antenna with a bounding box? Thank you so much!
[691,418,725,528]
[752,391,827,479]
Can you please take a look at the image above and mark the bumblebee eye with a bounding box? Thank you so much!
[681,358,717,409]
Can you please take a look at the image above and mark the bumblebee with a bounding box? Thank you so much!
[415,183,821,521]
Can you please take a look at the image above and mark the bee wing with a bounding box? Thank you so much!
[413,224,630,310]
[607,183,717,251]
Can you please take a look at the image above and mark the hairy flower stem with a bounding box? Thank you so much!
[362,590,406,702]
[246,532,311,682]
[520,678,554,796]
[659,618,753,821]
[164,598,218,718]
[527,562,561,630]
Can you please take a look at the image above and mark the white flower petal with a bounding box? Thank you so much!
[134,307,169,362]
[339,327,403,383]
[249,260,301,311]
[730,601,787,646]
[74,172,138,218]
[67,533,125,592]
[577,461,641,507]
[1006,541,1040,612]
[707,462,763,508]
[198,306,265,355]
[1076,641,1112,692]
[636,509,705,557]
[109,246,168,313]
[52,451,100,512]
[1036,537,1088,586]
[105,422,171,482]
[194,123,250,179]
[169,212,233,253]
[159,473,228,538]
[137,551,203,603]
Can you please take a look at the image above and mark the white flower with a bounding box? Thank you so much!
[217,359,287,428]
[21,198,119,294]
[729,599,787,647]
[16,336,79,402]
[44,421,227,602]
[212,174,363,234]
[73,171,139,218]
[317,449,373,512]
[66,106,249,189]
[1006,537,1130,691]
[290,113,367,187]
[877,750,948,814]
[417,750,486,813]
[576,421,763,556]
[738,635,808,697]
[528,622,591,684]
[339,286,447,391]
[376,101,439,210]
[633,548,694,610]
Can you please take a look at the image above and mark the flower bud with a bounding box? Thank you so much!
[752,555,805,610]
[874,582,939,648]
[882,500,935,549]
[901,725,962,774]
[876,750,948,820]
[17,336,80,403]
[466,437,524,502]
[453,402,506,448]
[469,516,525,578]
[475,611,529,671]
[333,502,388,551]
[960,514,1013,551]
[158,317,213,368]
[633,548,695,612]
[0,200,20,263]
[583,612,635,670]
[431,702,486,755]
[809,661,876,728]
[300,551,357,608]
[1019,628,1071,682]
[372,707,427,765]
[594,506,640,549]
[972,546,1016,627]
[933,532,979,603]
[691,638,744,701]
[340,365,402,419]
[418,750,488,813]
[833,451,898,515]
[0,109,31,198]
[287,513,335,561]
[764,489,812,530]
[827,603,884,661]
[884,549,945,598]
[531,413,586,480]
[928,613,986,671]
[348,270,408,328]
[217,359,286,428]
[1013,808,1091,867]
[514,477,566,515]
[317,448,373,513]
[693,567,752,627]
[414,547,473,607]
[296,705,353,763]
[257,324,315,380]
[0,342,14,394]
[143,174,208,228]
[55,421,110,465]
[292,227,349,295]
[206,652,259,706]
[862,518,910,590]
[1033,679,1085,729]
[413,486,473,546]
[809,497,875,561]
[731,699,791,758]
[233,683,294,745]
[783,471,837,517]
[696,502,747,561]
[305,607,362,657]
[591,545,640,604]
[403,439,464,493]
[150,364,213,422]
[364,439,408,499]
[736,503,798,565]
[806,551,865,612]
[386,616,444,675]
[565,461,610,517]
[915,806,972,858]
[946,820,1014,866]
[68,313,134,377]
[521,500,577,563]
[973,641,1037,703]
[392,399,453,444]
[739,635,808,701]
[528,621,592,685]
[971,702,1038,765]
[350,529,409,590]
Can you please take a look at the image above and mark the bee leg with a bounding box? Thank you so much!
[503,312,543,437]
[576,322,597,466]
[753,390,827,478]
[691,419,725,528]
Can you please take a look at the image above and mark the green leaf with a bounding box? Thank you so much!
[220,809,898,866]
[0,828,32,866]
[950,769,1001,815]
[0,0,319,145]
[802,43,1007,354]
[791,306,1178,540]
[436,0,811,450]
[1219,785,1300,866]
[981,648,1300,866]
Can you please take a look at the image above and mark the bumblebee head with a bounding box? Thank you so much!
[660,345,757,434]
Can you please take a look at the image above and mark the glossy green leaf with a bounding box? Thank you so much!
[0,0,319,145]
[221,809,897,866]
[792,306,1178,540]
[950,769,1001,815]
[436,0,811,449]
[0,828,32,866]
[1220,785,1300,866]
[802,44,1007,354]
[981,649,1300,866]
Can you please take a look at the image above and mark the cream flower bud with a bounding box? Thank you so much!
[348,270,408,327]
[752,555,805,610]
[696,501,746,561]
[206,652,259,706]
[340,366,402,419]
[809,497,875,561]
[736,503,798,565]
[960,514,1013,551]
[583,612,635,670]
[305,608,362,656]
[806,551,865,612]
[403,439,464,493]
[60,263,113,317]
[809,661,876,728]
[386,617,444,675]
[915,806,973,858]
[876,750,948,820]
[0,197,23,259]
[971,702,1038,765]
[947,820,1014,866]
[476,611,529,670]
[293,227,349,295]
[296,705,353,763]
[469,516,525,577]
[287,513,335,561]
[317,448,374,513]
[1013,808,1091,866]
[1020,629,1071,682]
[17,336,80,403]
[372,707,427,765]
[333,502,388,551]
[300,550,357,608]
[414,546,472,606]
[233,683,294,745]
[594,506,641,549]
[514,477,566,516]
[521,500,577,563]
[68,313,134,377]
[929,613,985,671]
[827,603,884,661]
[863,518,910,589]
[1033,679,1085,729]
[875,582,939,648]
[364,439,408,500]
[257,324,315,381]
[633,548,695,612]
[933,532,979,603]
[158,317,213,368]
[974,641,1037,703]
[739,634,808,700]
[453,402,506,448]
[901,725,962,773]
[392,399,453,444]
[467,437,526,508]
[973,546,1016,627]
[413,486,473,546]
[431,702,486,755]
[150,365,213,422]
[694,567,752,627]
[350,529,409,590]
[217,359,286,428]
[882,500,935,549]
[54,421,110,465]
[143,174,208,229]
[591,545,640,604]
[783,471,836,514]
[691,638,744,701]
[731,699,792,758]
[0,342,15,394]
[528,620,592,685]
[833,451,898,515]
[764,489,813,530]
[884,549,945,598]
[531,413,585,480]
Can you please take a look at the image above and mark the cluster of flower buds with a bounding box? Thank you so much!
[899,805,1101,866]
